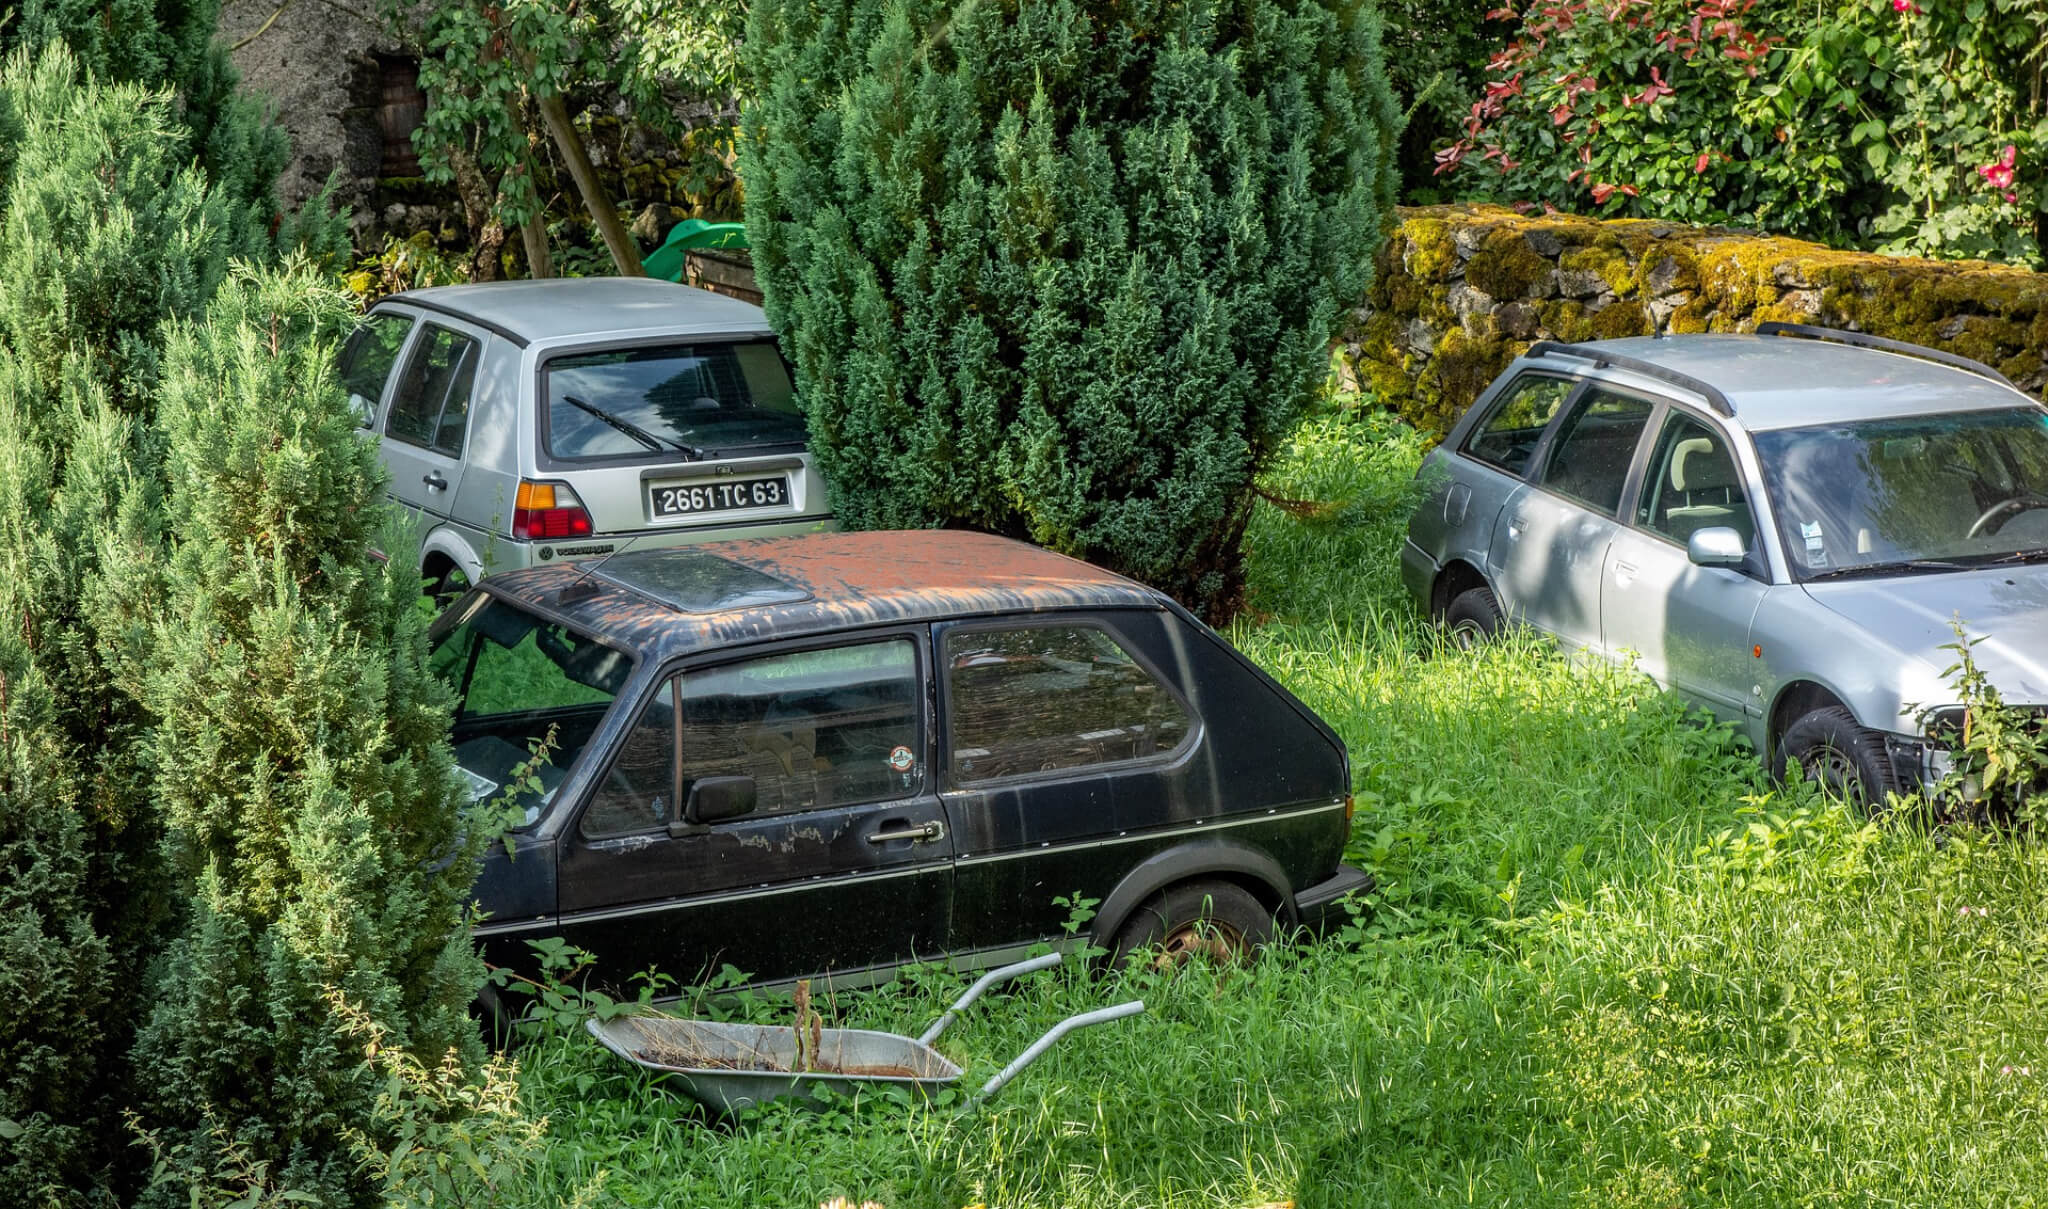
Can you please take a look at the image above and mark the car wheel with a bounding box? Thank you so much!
[425,562,472,608]
[1111,879,1273,969]
[1443,586,1503,650]
[1781,706,1898,808]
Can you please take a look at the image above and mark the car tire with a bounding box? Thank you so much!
[1443,586,1503,649]
[1110,879,1273,969]
[425,562,472,608]
[1781,706,1898,809]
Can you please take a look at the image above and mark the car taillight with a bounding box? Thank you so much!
[512,480,594,540]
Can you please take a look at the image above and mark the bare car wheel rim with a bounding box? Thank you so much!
[1153,919,1246,967]
[1810,745,1860,798]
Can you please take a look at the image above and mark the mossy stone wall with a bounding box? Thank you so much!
[1345,204,2048,435]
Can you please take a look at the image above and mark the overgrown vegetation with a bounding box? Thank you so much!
[0,41,477,1208]
[375,0,748,279]
[1440,0,2047,265]
[452,403,2048,1207]
[742,0,1401,620]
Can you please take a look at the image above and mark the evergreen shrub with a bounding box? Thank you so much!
[742,0,1401,617]
[128,266,485,1207]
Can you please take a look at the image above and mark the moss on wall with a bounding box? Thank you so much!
[1346,204,2048,434]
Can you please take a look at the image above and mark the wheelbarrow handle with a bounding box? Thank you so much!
[973,1000,1146,1102]
[917,952,1063,1046]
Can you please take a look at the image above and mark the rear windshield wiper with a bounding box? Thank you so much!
[1804,558,1968,582]
[562,395,703,460]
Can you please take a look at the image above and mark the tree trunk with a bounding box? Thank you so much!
[520,218,554,279]
[535,90,645,277]
[446,145,505,282]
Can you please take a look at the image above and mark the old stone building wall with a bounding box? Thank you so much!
[219,0,416,238]
[1347,205,2048,435]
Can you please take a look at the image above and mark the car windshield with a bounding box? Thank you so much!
[428,595,636,825]
[1754,406,2048,580]
[542,339,806,461]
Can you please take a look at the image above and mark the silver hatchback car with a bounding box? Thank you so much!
[342,278,834,595]
[1403,324,2048,802]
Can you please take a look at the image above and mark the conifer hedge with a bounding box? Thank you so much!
[0,42,476,1207]
[742,0,1401,617]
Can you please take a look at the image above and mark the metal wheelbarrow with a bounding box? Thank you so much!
[585,953,1142,1113]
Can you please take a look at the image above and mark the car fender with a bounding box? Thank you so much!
[421,525,487,587]
[1090,840,1297,950]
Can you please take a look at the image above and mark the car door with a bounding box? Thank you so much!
[1489,385,1659,650]
[1602,408,1772,722]
[935,616,1198,952]
[554,632,954,988]
[1417,372,1580,571]
[381,320,483,538]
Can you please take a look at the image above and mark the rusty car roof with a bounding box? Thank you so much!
[481,531,1168,657]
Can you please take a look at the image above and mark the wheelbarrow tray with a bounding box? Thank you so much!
[587,1015,962,1113]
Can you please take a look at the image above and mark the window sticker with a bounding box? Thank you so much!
[887,745,916,773]
[1801,520,1829,567]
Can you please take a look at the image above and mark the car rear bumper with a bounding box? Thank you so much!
[1293,864,1374,926]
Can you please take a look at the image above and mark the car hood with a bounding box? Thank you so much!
[1804,565,2048,705]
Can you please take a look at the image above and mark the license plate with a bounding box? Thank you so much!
[650,475,790,518]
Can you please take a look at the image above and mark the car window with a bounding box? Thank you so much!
[1753,406,2048,577]
[944,623,1190,785]
[339,313,414,427]
[1537,387,1656,517]
[542,340,804,462]
[386,324,480,453]
[581,639,922,837]
[1636,412,1757,553]
[428,595,633,827]
[1463,374,1576,476]
[579,679,681,837]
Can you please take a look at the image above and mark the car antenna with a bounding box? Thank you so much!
[555,533,646,604]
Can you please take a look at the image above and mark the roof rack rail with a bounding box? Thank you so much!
[1524,340,1736,417]
[1755,321,2018,390]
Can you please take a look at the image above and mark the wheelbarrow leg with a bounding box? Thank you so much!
[972,1000,1146,1103]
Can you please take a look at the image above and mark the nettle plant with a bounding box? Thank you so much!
[1914,619,2048,824]
[1439,0,2045,265]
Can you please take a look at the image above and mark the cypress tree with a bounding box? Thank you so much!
[128,266,483,1207]
[0,46,428,1204]
[3,0,291,256]
[0,47,243,1202]
[742,0,1400,617]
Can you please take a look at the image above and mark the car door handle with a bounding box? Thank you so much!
[1613,559,1638,587]
[867,820,945,845]
[1506,513,1525,540]
[423,472,448,491]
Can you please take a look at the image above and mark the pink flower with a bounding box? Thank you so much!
[1694,151,1710,173]
[1892,0,1918,13]
[1978,144,2018,192]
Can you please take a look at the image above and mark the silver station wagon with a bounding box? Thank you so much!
[1403,324,2048,803]
[341,278,835,595]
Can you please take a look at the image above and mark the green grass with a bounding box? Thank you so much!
[472,406,2048,1209]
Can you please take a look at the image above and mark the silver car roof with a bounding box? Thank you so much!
[1531,334,2038,432]
[389,277,775,346]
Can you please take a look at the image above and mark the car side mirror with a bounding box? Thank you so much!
[678,775,756,828]
[1687,526,1747,568]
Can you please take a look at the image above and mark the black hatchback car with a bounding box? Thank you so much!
[434,531,1364,1007]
